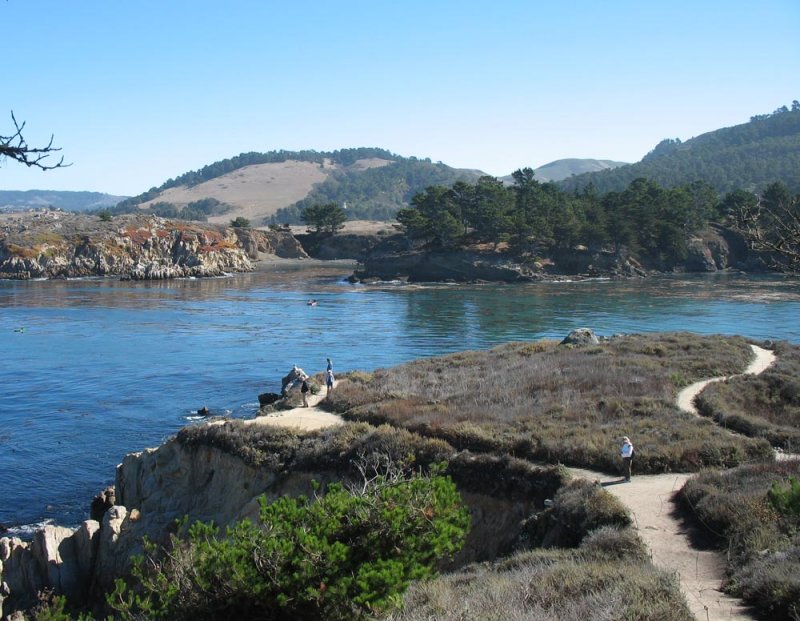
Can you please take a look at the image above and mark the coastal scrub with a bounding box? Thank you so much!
[328,333,772,473]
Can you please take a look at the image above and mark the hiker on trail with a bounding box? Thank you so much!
[325,368,335,397]
[326,357,333,372]
[300,376,310,407]
[620,436,634,481]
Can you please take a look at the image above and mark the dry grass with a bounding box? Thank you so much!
[330,333,772,473]
[140,161,331,224]
[679,460,800,619]
[695,340,800,451]
[384,533,692,621]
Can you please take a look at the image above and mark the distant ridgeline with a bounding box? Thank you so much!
[0,190,127,213]
[111,148,483,224]
[559,103,800,194]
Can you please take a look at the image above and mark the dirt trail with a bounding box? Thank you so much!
[676,345,776,415]
[231,346,781,619]
[571,344,777,621]
[245,384,343,431]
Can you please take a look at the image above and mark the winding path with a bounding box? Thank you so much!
[250,347,783,620]
[571,344,777,621]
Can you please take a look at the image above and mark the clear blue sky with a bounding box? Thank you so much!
[2,0,798,195]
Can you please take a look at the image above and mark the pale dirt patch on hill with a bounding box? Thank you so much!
[138,158,395,226]
[140,161,329,224]
[344,157,393,171]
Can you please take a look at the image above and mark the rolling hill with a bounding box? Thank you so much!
[531,158,628,182]
[559,103,800,194]
[114,148,485,225]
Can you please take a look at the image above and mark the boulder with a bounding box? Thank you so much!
[0,537,43,616]
[258,392,283,407]
[560,328,600,346]
[685,238,718,272]
[281,365,306,395]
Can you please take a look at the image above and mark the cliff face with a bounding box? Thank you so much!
[0,212,307,280]
[0,434,561,617]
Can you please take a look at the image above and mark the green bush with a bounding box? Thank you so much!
[229,216,251,228]
[769,475,800,518]
[108,464,470,621]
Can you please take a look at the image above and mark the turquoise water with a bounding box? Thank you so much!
[1,266,799,533]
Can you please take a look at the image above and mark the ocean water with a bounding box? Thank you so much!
[1,265,799,534]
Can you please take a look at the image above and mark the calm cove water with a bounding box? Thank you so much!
[1,264,799,534]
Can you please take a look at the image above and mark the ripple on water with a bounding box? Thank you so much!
[0,270,798,527]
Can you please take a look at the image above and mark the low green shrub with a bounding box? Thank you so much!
[109,465,470,621]
[769,475,800,518]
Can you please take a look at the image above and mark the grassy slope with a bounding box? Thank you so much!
[176,332,790,620]
[329,333,772,473]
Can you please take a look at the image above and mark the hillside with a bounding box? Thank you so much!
[0,190,127,212]
[115,148,484,225]
[532,157,628,181]
[560,103,800,194]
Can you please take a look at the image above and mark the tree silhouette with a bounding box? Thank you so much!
[1,111,69,170]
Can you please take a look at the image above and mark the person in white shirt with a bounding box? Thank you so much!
[620,436,634,481]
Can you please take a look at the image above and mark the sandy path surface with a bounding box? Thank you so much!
[569,468,753,621]
[244,384,344,432]
[570,344,777,621]
[676,344,776,415]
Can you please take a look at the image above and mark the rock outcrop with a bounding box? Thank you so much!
[0,521,99,617]
[560,328,600,346]
[296,232,384,260]
[0,212,307,280]
[350,225,763,283]
[0,430,564,617]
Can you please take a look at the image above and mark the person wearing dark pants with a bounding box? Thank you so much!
[620,436,634,481]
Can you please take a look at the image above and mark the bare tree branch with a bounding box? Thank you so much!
[0,111,70,170]
[731,189,800,273]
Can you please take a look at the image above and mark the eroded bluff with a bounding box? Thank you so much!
[0,422,564,618]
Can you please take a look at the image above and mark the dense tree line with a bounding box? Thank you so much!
[394,170,799,270]
[269,159,482,224]
[561,104,800,195]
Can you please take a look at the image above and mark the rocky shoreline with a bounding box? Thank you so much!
[1,212,763,284]
[344,223,756,284]
[0,212,307,281]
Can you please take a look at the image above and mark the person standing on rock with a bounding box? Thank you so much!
[620,436,634,481]
[300,375,310,407]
